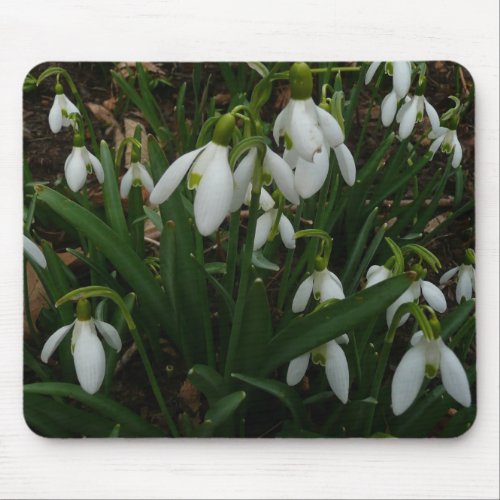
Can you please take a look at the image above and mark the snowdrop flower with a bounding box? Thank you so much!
[150,114,237,236]
[287,334,350,403]
[23,235,47,268]
[366,61,412,127]
[365,265,446,327]
[64,134,104,192]
[230,146,300,213]
[41,299,121,395]
[252,188,295,251]
[396,94,440,140]
[428,126,462,168]
[440,262,475,304]
[273,63,356,191]
[292,268,345,313]
[391,330,471,415]
[120,161,155,199]
[48,83,80,133]
[386,278,447,328]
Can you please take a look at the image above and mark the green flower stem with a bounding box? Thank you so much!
[354,68,384,160]
[224,162,262,379]
[56,286,180,437]
[128,186,145,258]
[224,211,241,297]
[194,230,216,369]
[277,203,303,310]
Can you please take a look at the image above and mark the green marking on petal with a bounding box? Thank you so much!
[188,172,202,190]
[262,171,272,186]
[425,363,438,379]
[284,132,293,151]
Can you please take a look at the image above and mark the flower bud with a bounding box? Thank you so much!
[289,62,313,100]
[212,113,236,146]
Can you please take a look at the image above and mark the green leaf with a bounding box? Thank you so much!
[100,140,130,242]
[231,279,272,376]
[231,373,307,427]
[260,273,415,374]
[188,364,230,406]
[143,205,163,231]
[35,185,177,346]
[24,383,165,437]
[196,391,246,437]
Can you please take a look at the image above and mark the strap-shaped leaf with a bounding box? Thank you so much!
[34,185,177,344]
[196,391,246,437]
[232,373,307,428]
[261,273,415,374]
[24,383,165,437]
[188,364,230,406]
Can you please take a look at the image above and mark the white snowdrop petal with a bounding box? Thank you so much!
[321,273,345,301]
[283,148,299,169]
[333,144,356,186]
[398,97,418,139]
[456,268,473,303]
[263,148,300,205]
[119,168,134,199]
[366,266,391,288]
[393,61,412,99]
[94,320,122,352]
[253,210,275,251]
[73,322,106,395]
[429,135,445,157]
[386,287,415,328]
[366,265,382,279]
[288,99,323,162]
[259,187,276,211]
[294,147,329,199]
[64,96,80,117]
[452,134,463,168]
[391,344,426,416]
[87,151,104,184]
[325,340,349,403]
[381,90,398,127]
[149,146,205,204]
[273,103,291,145]
[439,266,459,284]
[421,280,447,313]
[48,98,63,133]
[286,352,310,386]
[365,62,381,85]
[424,98,440,131]
[292,275,314,313]
[410,330,425,347]
[40,322,74,363]
[278,214,296,249]
[334,333,349,345]
[230,148,257,212]
[65,148,88,192]
[315,105,344,147]
[439,341,471,407]
[193,147,233,236]
[395,97,412,123]
[428,126,448,140]
[138,164,155,193]
[23,235,47,268]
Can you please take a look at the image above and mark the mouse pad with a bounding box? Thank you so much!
[22,61,475,438]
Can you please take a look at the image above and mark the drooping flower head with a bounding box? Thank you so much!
[120,161,155,199]
[41,298,122,394]
[428,96,463,168]
[365,61,413,127]
[48,82,80,133]
[391,330,471,415]
[150,114,236,236]
[287,257,350,403]
[439,249,475,303]
[64,133,104,192]
[274,62,356,195]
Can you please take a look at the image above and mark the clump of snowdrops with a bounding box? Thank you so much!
[23,61,475,438]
